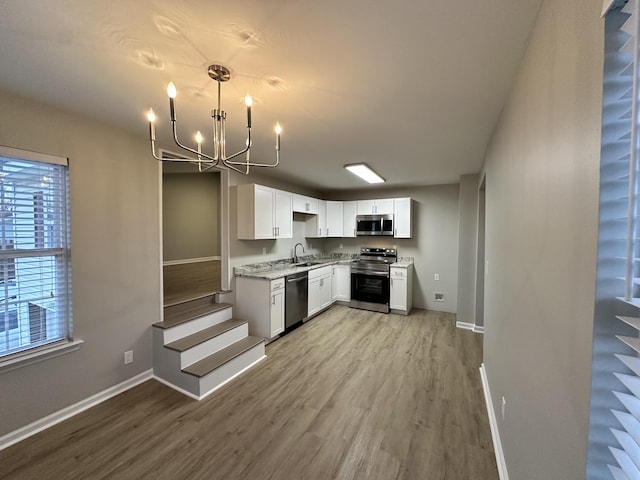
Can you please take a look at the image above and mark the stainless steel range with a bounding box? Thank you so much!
[350,247,397,313]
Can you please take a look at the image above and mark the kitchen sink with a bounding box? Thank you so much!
[292,261,324,267]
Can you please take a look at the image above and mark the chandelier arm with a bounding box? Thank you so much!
[223,162,250,175]
[170,121,218,163]
[224,147,280,168]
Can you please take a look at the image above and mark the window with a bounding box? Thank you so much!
[0,146,71,361]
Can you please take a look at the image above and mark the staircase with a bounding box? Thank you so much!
[153,295,265,400]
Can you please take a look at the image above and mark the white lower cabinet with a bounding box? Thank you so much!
[308,265,332,317]
[235,277,285,341]
[332,264,351,302]
[390,264,413,315]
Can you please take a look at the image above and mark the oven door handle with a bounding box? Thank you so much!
[351,270,390,277]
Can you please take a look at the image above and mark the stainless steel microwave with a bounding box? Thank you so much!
[355,214,394,236]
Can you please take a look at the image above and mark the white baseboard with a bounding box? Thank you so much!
[473,325,485,334]
[0,369,153,452]
[163,256,221,266]
[480,364,508,480]
[456,321,475,331]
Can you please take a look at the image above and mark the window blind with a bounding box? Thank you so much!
[0,147,71,360]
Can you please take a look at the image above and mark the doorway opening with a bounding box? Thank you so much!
[161,160,229,306]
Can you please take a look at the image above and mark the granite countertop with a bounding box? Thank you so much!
[391,257,414,268]
[234,253,358,280]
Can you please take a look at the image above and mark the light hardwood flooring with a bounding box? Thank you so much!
[163,260,221,306]
[0,306,497,480]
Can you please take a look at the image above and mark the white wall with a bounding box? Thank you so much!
[0,90,161,437]
[481,0,602,477]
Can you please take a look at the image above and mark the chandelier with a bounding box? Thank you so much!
[147,64,281,174]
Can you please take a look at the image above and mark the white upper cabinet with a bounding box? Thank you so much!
[356,198,394,215]
[237,184,292,239]
[325,201,343,237]
[292,194,319,214]
[393,197,412,238]
[305,199,327,237]
[342,201,357,238]
[274,189,293,238]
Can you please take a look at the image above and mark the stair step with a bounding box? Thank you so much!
[183,336,264,378]
[155,302,233,329]
[165,318,247,352]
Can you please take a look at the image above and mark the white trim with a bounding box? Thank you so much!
[0,339,84,374]
[0,369,153,451]
[0,144,68,166]
[456,321,475,331]
[480,364,509,480]
[602,0,616,17]
[162,256,221,266]
[473,325,485,334]
[152,375,201,400]
[152,354,266,401]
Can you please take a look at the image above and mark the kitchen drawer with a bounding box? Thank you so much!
[391,267,408,278]
[308,265,332,280]
[271,278,285,291]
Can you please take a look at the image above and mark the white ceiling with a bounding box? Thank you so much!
[0,0,542,192]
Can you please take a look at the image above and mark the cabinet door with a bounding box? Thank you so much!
[342,201,357,238]
[333,265,351,301]
[237,184,275,239]
[319,274,332,309]
[274,189,293,238]
[270,288,285,337]
[393,197,412,238]
[325,201,343,237]
[293,194,319,214]
[374,198,395,214]
[308,277,322,317]
[317,200,327,237]
[389,276,407,311]
[356,199,376,215]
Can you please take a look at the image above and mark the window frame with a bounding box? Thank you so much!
[0,145,76,371]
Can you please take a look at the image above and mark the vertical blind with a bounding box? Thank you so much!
[0,147,71,360]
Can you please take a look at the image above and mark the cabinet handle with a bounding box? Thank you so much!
[272,294,275,305]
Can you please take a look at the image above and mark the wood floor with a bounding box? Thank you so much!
[163,260,221,306]
[0,306,498,480]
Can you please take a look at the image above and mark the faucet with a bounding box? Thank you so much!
[293,243,305,263]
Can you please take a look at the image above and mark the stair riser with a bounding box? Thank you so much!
[161,307,233,344]
[180,324,249,368]
[197,343,266,398]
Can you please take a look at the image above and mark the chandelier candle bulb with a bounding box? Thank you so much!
[245,95,252,128]
[195,131,203,157]
[147,109,156,141]
[275,123,281,150]
[167,82,177,121]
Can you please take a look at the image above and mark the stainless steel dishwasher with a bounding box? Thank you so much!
[285,270,308,329]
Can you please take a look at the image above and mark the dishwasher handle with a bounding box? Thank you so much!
[287,276,308,283]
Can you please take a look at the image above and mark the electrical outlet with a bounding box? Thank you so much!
[124,350,133,365]
[339,243,343,249]
[262,247,266,255]
[434,273,440,281]
[501,396,506,420]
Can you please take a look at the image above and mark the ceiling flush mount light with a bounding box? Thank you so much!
[147,64,281,174]
[344,163,385,184]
